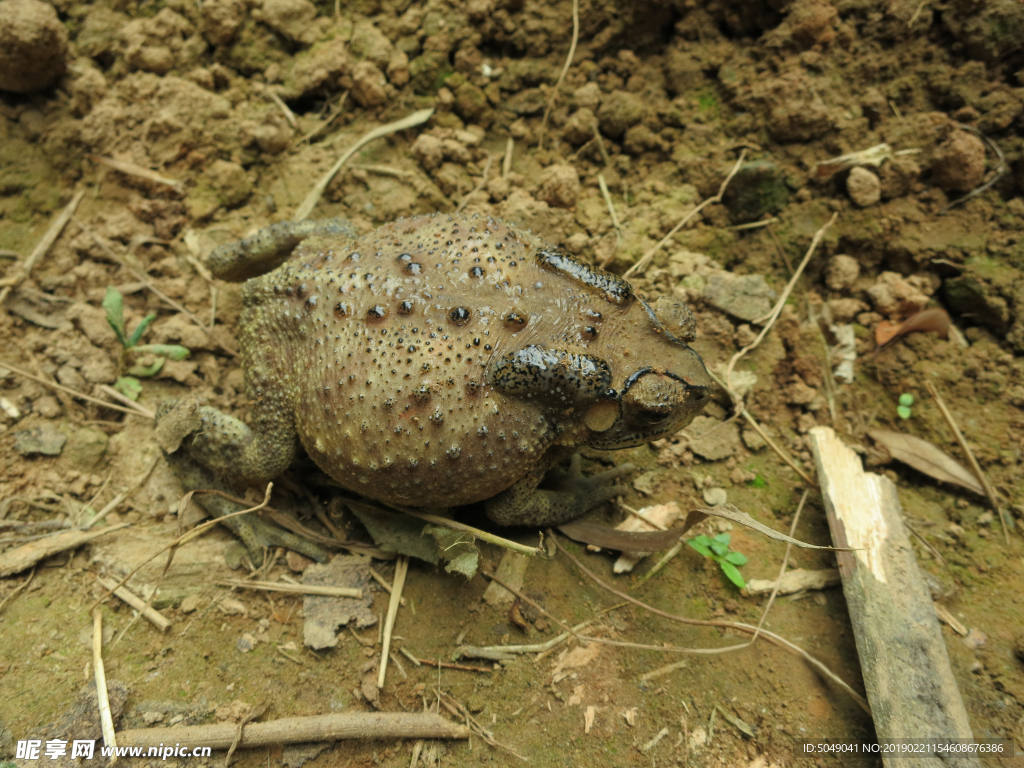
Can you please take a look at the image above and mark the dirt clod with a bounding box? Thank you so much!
[931,130,986,192]
[0,0,69,93]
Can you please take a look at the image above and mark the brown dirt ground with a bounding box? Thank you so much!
[2,0,1024,766]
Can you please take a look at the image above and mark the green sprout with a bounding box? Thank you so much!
[897,392,914,420]
[103,286,190,400]
[688,533,748,589]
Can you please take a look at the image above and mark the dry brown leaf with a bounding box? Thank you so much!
[868,428,984,495]
[875,307,950,350]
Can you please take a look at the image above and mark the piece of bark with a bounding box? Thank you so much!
[0,523,130,577]
[482,550,530,605]
[808,427,980,768]
[742,568,840,596]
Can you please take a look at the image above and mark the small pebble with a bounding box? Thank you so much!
[237,633,255,653]
[847,166,881,207]
[703,487,728,506]
[14,423,67,456]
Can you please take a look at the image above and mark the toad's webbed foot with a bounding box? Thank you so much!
[485,454,635,527]
[157,399,329,566]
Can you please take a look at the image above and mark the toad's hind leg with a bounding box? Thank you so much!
[156,399,329,565]
[206,217,357,281]
[485,454,635,527]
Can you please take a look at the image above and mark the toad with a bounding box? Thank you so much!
[158,214,712,563]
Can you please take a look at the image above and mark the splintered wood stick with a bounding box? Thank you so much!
[116,713,469,749]
[808,426,980,768]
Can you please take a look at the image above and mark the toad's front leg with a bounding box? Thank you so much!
[485,452,635,527]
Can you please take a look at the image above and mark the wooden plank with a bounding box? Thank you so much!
[808,427,980,768]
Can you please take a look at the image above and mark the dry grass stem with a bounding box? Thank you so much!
[354,164,414,178]
[263,87,298,129]
[378,555,409,688]
[92,608,118,751]
[83,490,131,529]
[747,489,808,644]
[727,217,779,231]
[96,384,156,418]
[0,361,154,418]
[597,174,624,267]
[0,190,85,305]
[294,107,435,221]
[96,575,172,632]
[455,154,493,213]
[537,0,579,149]
[724,211,838,391]
[925,381,1009,543]
[88,155,185,193]
[502,137,514,179]
[216,579,362,598]
[369,566,407,605]
[622,150,747,279]
[397,507,543,557]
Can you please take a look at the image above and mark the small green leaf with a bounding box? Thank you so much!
[103,287,129,348]
[724,551,748,566]
[133,344,191,360]
[719,560,746,589]
[749,474,767,489]
[127,358,165,377]
[713,533,731,545]
[896,405,912,419]
[113,376,143,401]
[127,312,157,347]
[687,538,713,558]
[898,393,914,407]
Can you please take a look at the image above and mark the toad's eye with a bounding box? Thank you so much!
[634,408,670,425]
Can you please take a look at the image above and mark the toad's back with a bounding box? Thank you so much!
[239,214,594,506]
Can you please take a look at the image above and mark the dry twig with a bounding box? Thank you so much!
[96,575,172,632]
[117,713,469,749]
[216,579,362,598]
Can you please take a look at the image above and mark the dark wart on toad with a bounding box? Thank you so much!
[157,213,713,564]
